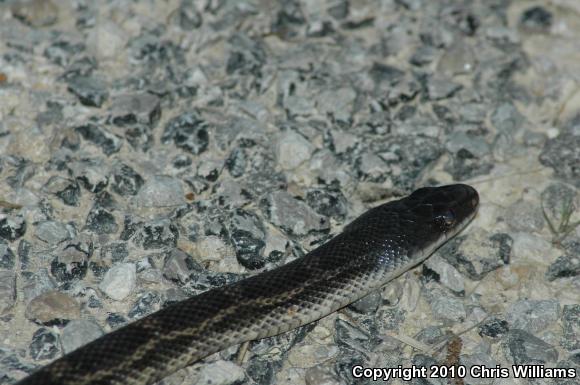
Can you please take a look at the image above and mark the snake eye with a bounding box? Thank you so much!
[434,209,455,230]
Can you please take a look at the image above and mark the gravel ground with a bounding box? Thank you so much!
[0,1,579,385]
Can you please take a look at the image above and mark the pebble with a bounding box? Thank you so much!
[335,318,375,353]
[437,41,476,75]
[540,183,577,232]
[99,242,128,265]
[44,176,81,206]
[520,6,552,32]
[61,320,103,354]
[305,187,347,220]
[540,132,580,187]
[410,45,438,66]
[137,176,185,208]
[29,328,60,361]
[446,131,490,158]
[110,93,161,126]
[196,159,222,182]
[85,206,118,234]
[424,254,465,294]
[348,291,381,314]
[56,257,91,286]
[427,76,462,100]
[491,102,524,134]
[163,248,202,284]
[76,123,123,155]
[229,209,266,270]
[506,299,560,334]
[504,329,558,364]
[262,191,329,236]
[132,219,179,249]
[0,243,16,270]
[511,232,553,265]
[478,317,509,339]
[504,200,544,232]
[111,163,144,196]
[170,0,203,30]
[561,305,579,351]
[34,220,70,245]
[277,130,315,171]
[316,87,357,124]
[426,288,466,322]
[246,359,276,385]
[87,20,128,60]
[196,361,245,385]
[225,148,246,178]
[0,270,16,313]
[304,365,341,385]
[462,352,499,385]
[69,158,109,193]
[98,263,136,301]
[438,229,511,280]
[162,112,210,155]
[18,239,31,270]
[25,290,80,324]
[128,291,160,319]
[0,214,27,241]
[546,254,580,281]
[11,0,58,27]
[67,76,109,108]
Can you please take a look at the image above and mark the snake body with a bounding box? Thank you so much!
[16,184,479,385]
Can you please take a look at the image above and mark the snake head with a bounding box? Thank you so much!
[407,183,479,241]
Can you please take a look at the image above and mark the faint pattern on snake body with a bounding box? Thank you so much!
[16,184,479,385]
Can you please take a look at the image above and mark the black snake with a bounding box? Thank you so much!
[16,184,479,385]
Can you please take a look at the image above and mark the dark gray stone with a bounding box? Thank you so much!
[111,163,144,196]
[44,176,81,206]
[132,219,179,249]
[110,93,161,126]
[520,6,552,32]
[348,291,381,314]
[67,76,109,107]
[128,291,160,319]
[162,112,210,155]
[61,320,103,354]
[478,317,509,338]
[491,102,524,134]
[0,243,15,270]
[561,305,580,351]
[0,214,27,241]
[506,300,560,333]
[306,186,348,220]
[504,329,558,364]
[35,221,70,245]
[229,209,266,270]
[21,268,56,303]
[69,158,109,193]
[540,133,580,187]
[0,270,16,313]
[85,207,118,234]
[546,252,580,281]
[262,191,329,236]
[427,76,462,100]
[75,123,123,156]
[29,328,60,360]
[137,176,185,208]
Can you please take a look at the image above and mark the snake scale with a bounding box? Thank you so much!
[16,184,479,385]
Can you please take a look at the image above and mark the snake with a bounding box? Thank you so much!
[15,184,479,385]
